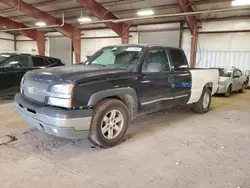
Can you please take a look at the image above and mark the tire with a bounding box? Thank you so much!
[193,87,212,114]
[225,85,232,97]
[238,84,245,93]
[88,99,129,148]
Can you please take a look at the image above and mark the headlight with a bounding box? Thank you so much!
[50,84,74,95]
[48,97,72,108]
[48,84,74,108]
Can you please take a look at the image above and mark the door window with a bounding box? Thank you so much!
[32,57,45,67]
[3,56,29,68]
[169,49,188,71]
[233,70,238,78]
[237,70,243,77]
[142,47,170,73]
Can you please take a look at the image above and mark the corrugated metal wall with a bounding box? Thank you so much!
[182,19,250,73]
[185,51,250,72]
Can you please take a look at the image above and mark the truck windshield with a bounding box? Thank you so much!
[218,68,232,77]
[85,46,143,69]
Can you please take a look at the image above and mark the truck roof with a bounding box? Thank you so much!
[104,44,182,50]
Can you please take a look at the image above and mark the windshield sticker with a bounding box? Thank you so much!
[126,47,142,52]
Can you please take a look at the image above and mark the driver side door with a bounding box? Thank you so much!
[138,47,174,114]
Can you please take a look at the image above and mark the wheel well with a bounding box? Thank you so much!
[205,82,213,92]
[95,94,137,121]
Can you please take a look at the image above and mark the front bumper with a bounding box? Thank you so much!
[14,94,92,139]
[216,85,227,94]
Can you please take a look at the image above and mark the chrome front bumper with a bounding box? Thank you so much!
[14,94,92,139]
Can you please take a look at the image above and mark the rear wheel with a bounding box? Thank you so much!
[193,87,212,114]
[225,85,232,97]
[88,99,129,148]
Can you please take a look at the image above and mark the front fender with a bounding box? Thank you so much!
[88,88,138,119]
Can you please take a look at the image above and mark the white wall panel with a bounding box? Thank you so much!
[0,33,14,53]
[16,36,50,56]
[200,19,250,31]
[0,32,14,40]
[80,31,139,62]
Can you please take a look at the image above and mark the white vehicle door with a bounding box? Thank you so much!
[232,70,239,91]
[237,70,245,87]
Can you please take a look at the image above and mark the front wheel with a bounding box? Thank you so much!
[192,87,212,114]
[88,99,129,148]
[225,85,232,97]
[238,84,245,93]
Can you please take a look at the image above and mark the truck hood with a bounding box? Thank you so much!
[26,64,133,83]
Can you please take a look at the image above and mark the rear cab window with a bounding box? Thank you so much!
[169,49,188,71]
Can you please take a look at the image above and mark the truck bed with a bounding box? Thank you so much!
[188,69,219,104]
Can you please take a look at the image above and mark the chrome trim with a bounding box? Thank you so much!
[175,94,189,99]
[142,97,174,105]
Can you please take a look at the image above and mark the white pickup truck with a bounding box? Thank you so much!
[15,45,219,148]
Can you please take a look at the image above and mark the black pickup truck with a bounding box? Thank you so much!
[15,44,219,148]
[0,53,64,98]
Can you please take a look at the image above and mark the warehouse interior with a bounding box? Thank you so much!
[0,0,250,187]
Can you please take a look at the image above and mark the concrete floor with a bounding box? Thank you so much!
[0,92,250,188]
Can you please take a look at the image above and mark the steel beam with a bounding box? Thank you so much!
[190,29,197,68]
[121,24,129,44]
[177,0,197,32]
[0,16,45,55]
[0,0,81,62]
[177,0,198,68]
[76,0,129,42]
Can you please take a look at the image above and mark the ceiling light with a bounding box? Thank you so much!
[232,0,250,6]
[137,10,154,16]
[78,17,92,22]
[35,22,46,27]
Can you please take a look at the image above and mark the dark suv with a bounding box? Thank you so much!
[0,53,64,98]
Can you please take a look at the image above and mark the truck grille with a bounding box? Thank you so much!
[22,75,50,103]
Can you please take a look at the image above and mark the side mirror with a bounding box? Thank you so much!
[233,75,239,79]
[86,55,91,60]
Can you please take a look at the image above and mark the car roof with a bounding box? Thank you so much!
[0,52,61,61]
[212,67,238,70]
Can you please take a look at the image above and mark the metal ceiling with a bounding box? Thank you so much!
[0,0,249,31]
